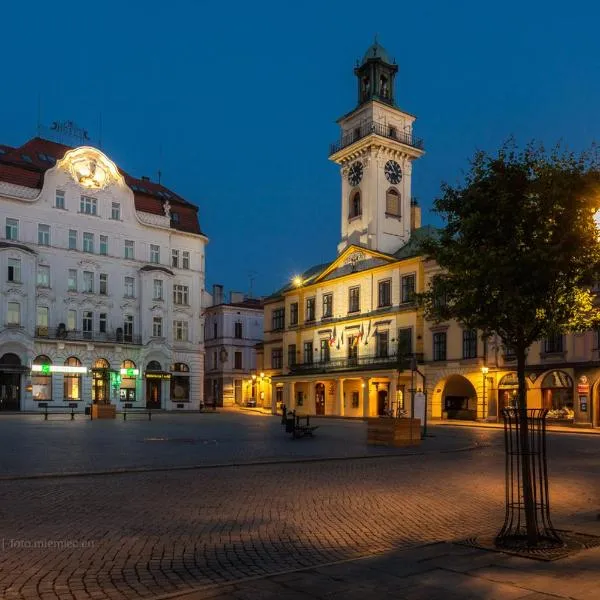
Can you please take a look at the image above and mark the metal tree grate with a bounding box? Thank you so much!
[496,408,562,548]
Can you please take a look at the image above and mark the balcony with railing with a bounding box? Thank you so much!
[288,352,424,374]
[35,326,142,345]
[329,121,424,156]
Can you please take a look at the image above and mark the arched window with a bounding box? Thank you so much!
[32,355,52,401]
[541,371,574,419]
[386,188,400,216]
[349,190,361,219]
[64,357,82,401]
[171,363,190,402]
[93,358,110,369]
[147,360,162,371]
[120,360,137,403]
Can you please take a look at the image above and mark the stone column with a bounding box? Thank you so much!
[390,372,398,415]
[362,377,370,418]
[308,381,316,415]
[288,381,295,410]
[336,378,345,416]
[271,382,277,414]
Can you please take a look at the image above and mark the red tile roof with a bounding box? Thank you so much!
[0,137,203,235]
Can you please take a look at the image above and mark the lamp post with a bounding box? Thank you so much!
[481,366,489,420]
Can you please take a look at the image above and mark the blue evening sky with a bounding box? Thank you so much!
[2,0,598,298]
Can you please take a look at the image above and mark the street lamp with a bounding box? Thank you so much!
[481,366,489,420]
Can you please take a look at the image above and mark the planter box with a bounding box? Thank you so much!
[367,417,421,447]
[91,404,117,419]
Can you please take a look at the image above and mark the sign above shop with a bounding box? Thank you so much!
[145,372,171,380]
[32,364,88,374]
[120,368,139,377]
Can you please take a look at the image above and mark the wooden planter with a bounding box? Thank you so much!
[91,404,117,419]
[367,417,422,447]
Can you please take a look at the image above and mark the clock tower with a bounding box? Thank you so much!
[329,40,424,255]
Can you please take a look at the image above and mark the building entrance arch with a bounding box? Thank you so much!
[441,375,478,420]
[0,353,23,411]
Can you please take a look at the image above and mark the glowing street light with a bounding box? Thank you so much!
[481,366,489,420]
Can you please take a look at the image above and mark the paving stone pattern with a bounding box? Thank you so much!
[0,416,597,600]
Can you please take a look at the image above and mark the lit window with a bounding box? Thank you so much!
[67,310,77,330]
[7,302,20,325]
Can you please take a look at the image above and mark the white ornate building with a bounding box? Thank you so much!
[0,136,207,411]
[204,285,264,407]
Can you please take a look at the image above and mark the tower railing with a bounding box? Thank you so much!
[329,121,424,156]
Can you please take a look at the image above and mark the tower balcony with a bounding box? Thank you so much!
[288,352,424,374]
[329,121,424,156]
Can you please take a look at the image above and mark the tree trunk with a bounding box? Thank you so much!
[517,344,538,546]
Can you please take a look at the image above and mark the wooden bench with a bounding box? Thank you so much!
[284,410,319,438]
[121,403,153,421]
[38,402,79,421]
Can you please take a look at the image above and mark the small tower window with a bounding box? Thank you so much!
[386,188,400,217]
[349,190,362,219]
[379,75,389,99]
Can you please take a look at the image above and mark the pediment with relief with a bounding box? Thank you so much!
[317,246,395,283]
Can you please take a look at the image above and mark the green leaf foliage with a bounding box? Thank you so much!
[420,141,600,352]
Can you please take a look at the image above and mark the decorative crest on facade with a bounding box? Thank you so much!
[58,147,122,190]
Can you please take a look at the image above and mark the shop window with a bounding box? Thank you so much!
[541,370,573,420]
[120,360,137,403]
[32,355,52,401]
[64,357,82,401]
[171,362,190,402]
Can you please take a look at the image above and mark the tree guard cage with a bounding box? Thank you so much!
[496,408,563,548]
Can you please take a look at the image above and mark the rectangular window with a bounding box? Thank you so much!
[124,276,135,298]
[272,308,285,331]
[398,327,413,356]
[172,249,179,268]
[111,202,121,220]
[401,274,416,304]
[319,339,330,363]
[212,351,218,369]
[303,341,313,365]
[153,279,163,300]
[348,286,360,313]
[289,302,298,326]
[80,196,97,215]
[150,244,160,264]
[173,284,189,305]
[378,279,391,307]
[153,316,163,337]
[67,309,76,331]
[36,306,49,329]
[288,344,296,367]
[83,271,94,293]
[99,313,107,334]
[271,348,283,369]
[234,322,243,338]
[305,297,315,322]
[124,240,134,259]
[322,293,333,318]
[83,311,93,338]
[352,391,360,408]
[38,224,50,246]
[8,258,21,282]
[5,218,18,240]
[7,302,20,325]
[347,335,358,361]
[375,330,389,357]
[99,273,108,295]
[123,315,134,341]
[83,232,94,253]
[55,190,65,209]
[462,329,478,359]
[296,391,304,407]
[99,235,108,256]
[37,265,50,287]
[234,351,243,369]
[182,251,190,269]
[69,229,77,250]
[68,269,77,292]
[173,320,189,341]
[433,332,447,362]
[544,333,564,354]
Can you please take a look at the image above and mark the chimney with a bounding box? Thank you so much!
[410,198,421,231]
[212,284,224,306]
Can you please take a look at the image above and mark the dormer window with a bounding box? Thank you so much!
[171,212,180,224]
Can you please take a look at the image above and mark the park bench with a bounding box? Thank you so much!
[284,410,319,438]
[121,403,153,420]
[38,402,79,421]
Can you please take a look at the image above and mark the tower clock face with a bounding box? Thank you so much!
[347,161,363,187]
[384,160,402,184]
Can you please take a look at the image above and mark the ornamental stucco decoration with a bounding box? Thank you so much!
[58,146,123,190]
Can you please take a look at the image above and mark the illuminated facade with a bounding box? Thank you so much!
[0,136,207,411]
[203,285,264,407]
[262,42,600,428]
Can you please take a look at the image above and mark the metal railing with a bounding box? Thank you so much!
[289,352,424,374]
[329,121,424,155]
[35,327,142,345]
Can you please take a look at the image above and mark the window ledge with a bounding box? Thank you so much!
[7,280,23,285]
[385,212,402,220]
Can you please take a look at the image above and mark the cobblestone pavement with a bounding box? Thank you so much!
[0,417,597,599]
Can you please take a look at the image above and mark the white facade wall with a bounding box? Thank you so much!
[0,148,207,411]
